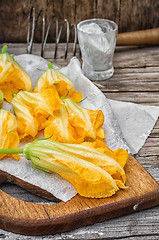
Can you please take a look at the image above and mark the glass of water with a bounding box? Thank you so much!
[77,19,118,81]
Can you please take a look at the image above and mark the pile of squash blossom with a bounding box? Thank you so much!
[0,46,128,198]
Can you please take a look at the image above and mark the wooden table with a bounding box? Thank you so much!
[0,43,159,239]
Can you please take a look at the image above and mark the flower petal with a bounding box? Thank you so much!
[0,53,32,102]
[44,105,82,143]
[0,109,19,160]
[12,88,62,138]
[34,69,82,102]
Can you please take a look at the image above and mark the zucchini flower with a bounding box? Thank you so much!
[44,97,105,144]
[62,98,105,142]
[0,139,125,198]
[0,46,32,102]
[11,87,62,139]
[41,140,127,188]
[34,68,83,102]
[44,104,83,143]
[11,96,38,139]
[0,109,19,160]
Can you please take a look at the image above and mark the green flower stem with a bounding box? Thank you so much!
[0,90,4,105]
[1,45,7,54]
[0,148,24,154]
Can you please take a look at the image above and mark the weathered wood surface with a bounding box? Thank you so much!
[0,0,159,43]
[0,43,159,239]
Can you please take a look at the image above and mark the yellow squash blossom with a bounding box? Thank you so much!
[0,139,128,198]
[11,97,38,139]
[11,87,62,139]
[0,109,19,160]
[44,104,83,143]
[0,47,32,102]
[23,139,119,198]
[63,98,105,142]
[44,140,127,188]
[34,68,83,102]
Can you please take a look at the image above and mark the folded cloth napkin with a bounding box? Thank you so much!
[0,55,158,202]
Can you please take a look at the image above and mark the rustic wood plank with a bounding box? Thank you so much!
[2,43,159,68]
[115,66,159,74]
[114,47,159,68]
[138,146,159,157]
[136,156,159,180]
[1,0,159,43]
[151,121,159,137]
[97,75,159,92]
[14,44,159,68]
[104,92,159,105]
[142,138,159,147]
[119,0,159,32]
[0,206,158,240]
[96,0,120,24]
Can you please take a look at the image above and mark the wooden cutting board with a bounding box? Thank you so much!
[0,154,159,236]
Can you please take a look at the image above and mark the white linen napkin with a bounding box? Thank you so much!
[0,54,158,202]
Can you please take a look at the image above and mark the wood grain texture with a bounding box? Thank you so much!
[0,155,159,236]
[0,0,159,43]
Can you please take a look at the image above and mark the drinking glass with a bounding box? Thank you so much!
[77,19,118,80]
